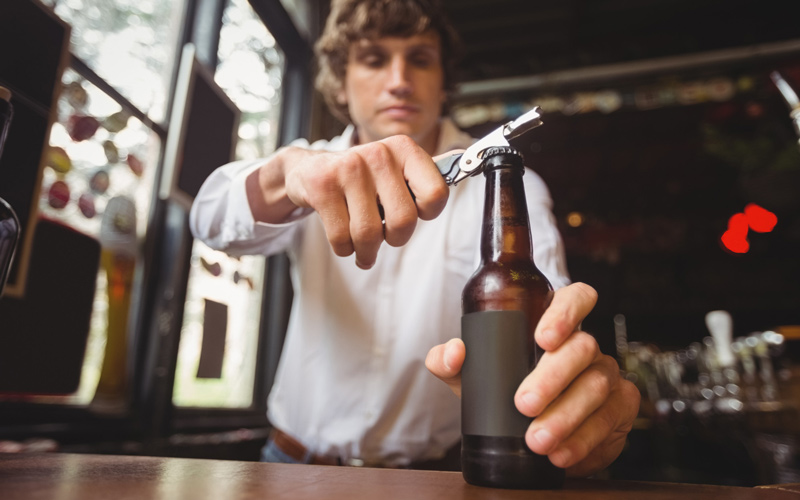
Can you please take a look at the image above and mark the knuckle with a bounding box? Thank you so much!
[527,377,558,404]
[601,353,621,370]
[543,317,571,343]
[567,440,591,466]
[304,168,336,199]
[318,211,352,256]
[360,141,393,169]
[350,219,384,247]
[539,381,560,402]
[384,225,416,248]
[541,419,568,443]
[386,207,417,234]
[620,379,642,413]
[569,332,599,361]
[328,232,352,251]
[329,237,353,257]
[339,152,367,180]
[384,134,416,151]
[586,368,613,399]
[596,405,619,436]
[396,206,418,227]
[426,180,449,205]
[598,355,622,383]
[305,189,334,213]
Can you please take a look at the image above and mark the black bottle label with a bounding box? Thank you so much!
[461,310,531,437]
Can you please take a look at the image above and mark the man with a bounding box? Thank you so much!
[190,0,639,477]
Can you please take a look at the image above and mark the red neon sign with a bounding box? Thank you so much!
[720,204,777,254]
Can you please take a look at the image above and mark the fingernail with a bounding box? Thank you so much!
[529,428,556,454]
[443,341,454,371]
[520,392,543,415]
[355,259,372,270]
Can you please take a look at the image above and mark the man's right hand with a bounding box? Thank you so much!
[246,135,451,269]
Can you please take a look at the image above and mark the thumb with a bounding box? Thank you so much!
[425,338,465,397]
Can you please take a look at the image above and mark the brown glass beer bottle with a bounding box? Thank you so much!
[461,146,564,489]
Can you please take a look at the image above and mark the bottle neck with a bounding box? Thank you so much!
[479,164,533,263]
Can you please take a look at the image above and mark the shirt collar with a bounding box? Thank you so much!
[339,118,474,155]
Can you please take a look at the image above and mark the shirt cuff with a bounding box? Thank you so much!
[254,206,314,229]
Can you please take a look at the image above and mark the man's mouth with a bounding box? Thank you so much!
[381,104,420,118]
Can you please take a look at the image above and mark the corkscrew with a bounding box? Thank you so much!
[434,106,544,185]
[770,71,800,150]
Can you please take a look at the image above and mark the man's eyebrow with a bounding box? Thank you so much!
[353,38,440,50]
[354,39,380,48]
[352,41,383,53]
[352,48,385,62]
[408,44,439,53]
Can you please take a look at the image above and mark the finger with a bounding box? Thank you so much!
[523,354,620,456]
[515,331,600,417]
[288,150,357,257]
[534,282,597,351]
[370,155,418,248]
[381,136,449,221]
[564,427,628,478]
[556,379,640,475]
[315,196,354,258]
[341,172,384,269]
[377,184,417,248]
[425,338,465,397]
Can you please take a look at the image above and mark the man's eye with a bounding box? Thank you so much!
[410,56,433,67]
[409,51,438,67]
[362,55,385,67]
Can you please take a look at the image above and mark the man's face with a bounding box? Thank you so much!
[340,31,446,153]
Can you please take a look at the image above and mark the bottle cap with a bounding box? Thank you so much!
[481,146,522,159]
[0,86,10,103]
[482,146,524,172]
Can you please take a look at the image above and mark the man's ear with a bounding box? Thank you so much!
[336,88,347,105]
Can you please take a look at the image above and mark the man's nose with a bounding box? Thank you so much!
[387,56,412,96]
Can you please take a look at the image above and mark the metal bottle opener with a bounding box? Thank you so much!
[770,71,800,150]
[435,106,544,185]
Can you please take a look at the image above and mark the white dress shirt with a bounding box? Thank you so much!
[189,118,570,466]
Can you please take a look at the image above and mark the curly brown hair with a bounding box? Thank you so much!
[315,0,463,123]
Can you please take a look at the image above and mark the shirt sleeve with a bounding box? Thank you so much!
[188,146,313,257]
[523,169,571,290]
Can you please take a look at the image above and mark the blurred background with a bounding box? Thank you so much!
[1,0,799,487]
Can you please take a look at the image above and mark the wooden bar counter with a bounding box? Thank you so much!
[1,452,798,500]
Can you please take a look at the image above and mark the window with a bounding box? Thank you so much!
[27,0,184,404]
[44,0,184,122]
[38,69,163,404]
[172,0,285,408]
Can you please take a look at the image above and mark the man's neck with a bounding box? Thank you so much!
[418,123,441,156]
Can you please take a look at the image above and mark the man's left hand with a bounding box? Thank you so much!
[425,282,641,477]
